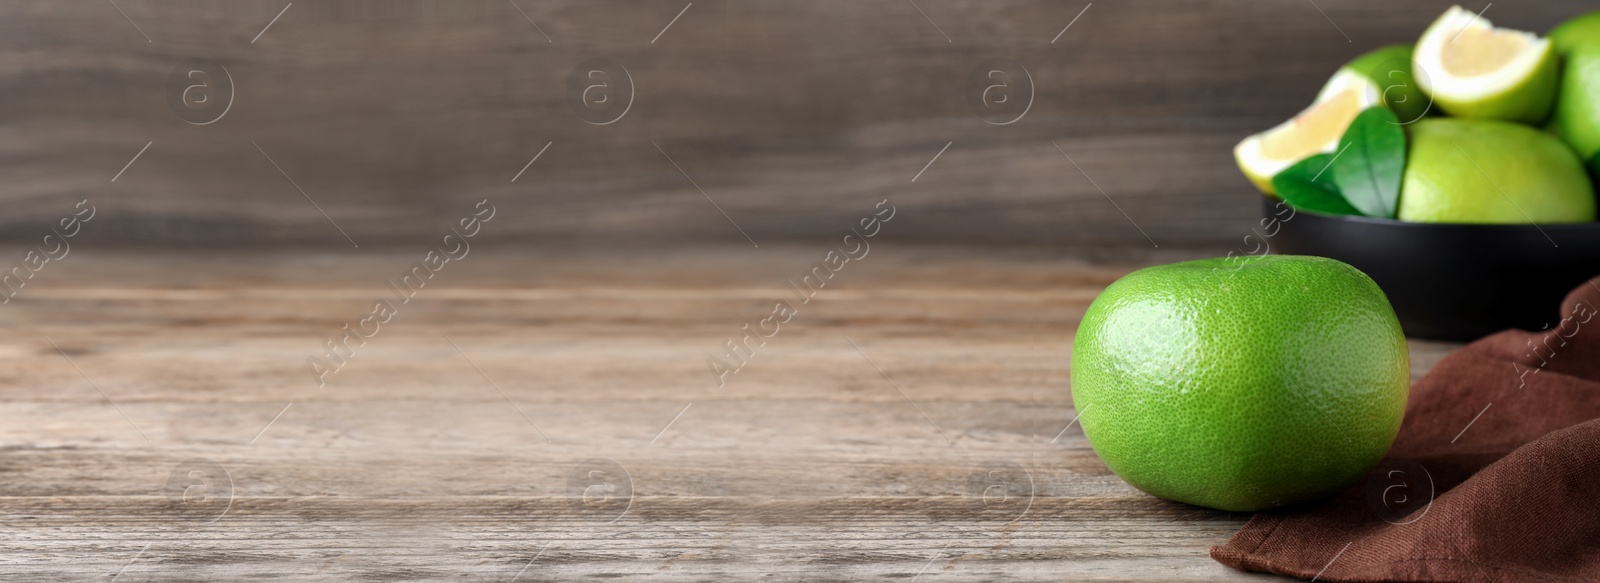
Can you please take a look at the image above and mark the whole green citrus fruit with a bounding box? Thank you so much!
[1398,118,1595,224]
[1071,255,1408,512]
[1550,10,1600,53]
[1549,11,1600,165]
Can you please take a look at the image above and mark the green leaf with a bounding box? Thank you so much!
[1330,106,1407,218]
[1590,150,1600,180]
[1271,153,1360,215]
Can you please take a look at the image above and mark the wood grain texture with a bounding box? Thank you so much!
[1,0,1591,248]
[0,246,1460,580]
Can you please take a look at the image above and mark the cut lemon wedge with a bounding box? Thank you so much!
[1413,6,1558,123]
[1235,69,1380,194]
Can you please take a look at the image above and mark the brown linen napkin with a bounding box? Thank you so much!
[1211,277,1600,583]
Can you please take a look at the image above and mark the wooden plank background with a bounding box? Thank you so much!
[0,246,1462,580]
[1,0,1590,248]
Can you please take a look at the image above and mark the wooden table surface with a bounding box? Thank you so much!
[0,244,1461,581]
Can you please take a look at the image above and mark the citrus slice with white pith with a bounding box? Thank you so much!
[1234,69,1381,194]
[1413,5,1558,123]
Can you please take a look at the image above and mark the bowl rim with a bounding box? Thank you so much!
[1263,195,1600,231]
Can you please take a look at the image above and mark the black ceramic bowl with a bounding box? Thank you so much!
[1264,196,1600,342]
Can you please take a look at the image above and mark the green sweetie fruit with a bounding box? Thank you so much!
[1071,255,1409,512]
[1549,11,1600,167]
[1413,5,1559,123]
[1235,45,1428,195]
[1235,69,1379,195]
[1347,44,1432,124]
[1398,118,1595,224]
[1550,11,1600,52]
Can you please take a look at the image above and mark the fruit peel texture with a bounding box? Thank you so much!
[1071,256,1408,512]
[1398,118,1596,223]
[1552,49,1600,161]
[1346,44,1431,124]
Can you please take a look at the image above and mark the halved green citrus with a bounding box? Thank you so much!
[1413,5,1558,123]
[1235,69,1379,194]
[1072,255,1408,512]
